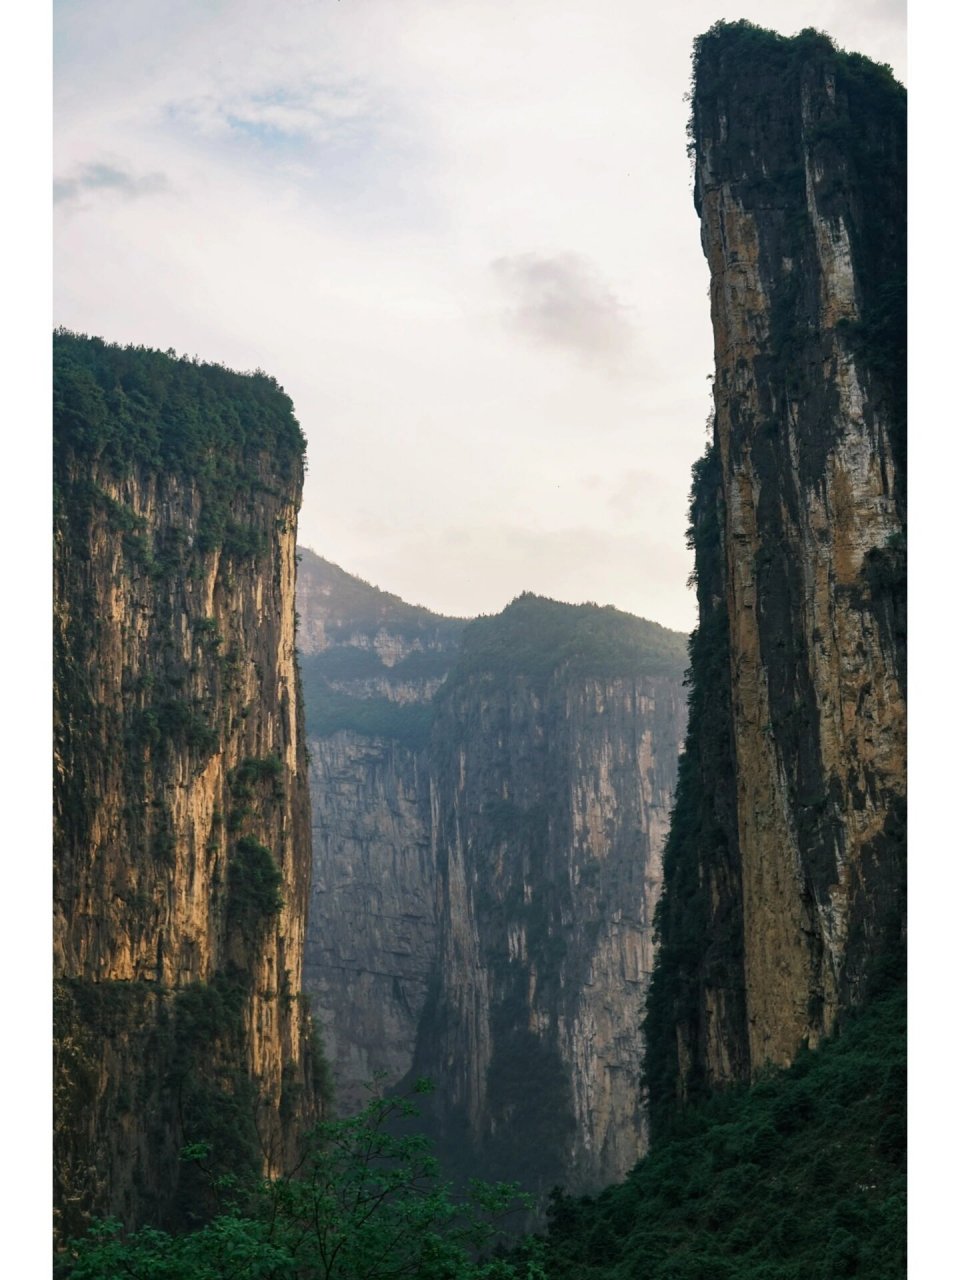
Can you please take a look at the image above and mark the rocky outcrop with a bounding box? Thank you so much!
[299,570,688,1196]
[643,443,749,1128]
[297,551,464,1113]
[409,596,688,1197]
[303,734,435,1113]
[647,22,906,1116]
[53,334,321,1243]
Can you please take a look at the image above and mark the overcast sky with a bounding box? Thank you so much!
[53,0,906,631]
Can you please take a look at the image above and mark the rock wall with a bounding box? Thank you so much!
[410,597,688,1197]
[304,734,436,1113]
[53,334,321,1243]
[643,443,749,1129]
[297,550,464,1112]
[299,573,688,1197]
[647,23,906,1113]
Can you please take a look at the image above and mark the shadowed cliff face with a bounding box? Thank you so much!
[53,335,321,1242]
[408,597,688,1198]
[299,571,688,1199]
[647,23,906,1112]
[304,733,437,1112]
[297,551,464,1113]
[643,443,749,1129]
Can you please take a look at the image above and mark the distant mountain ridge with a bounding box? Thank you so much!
[298,553,688,1198]
[296,548,466,656]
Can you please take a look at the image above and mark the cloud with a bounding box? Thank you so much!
[168,78,381,149]
[52,0,903,635]
[54,162,169,205]
[850,0,905,24]
[491,252,636,364]
[605,469,663,517]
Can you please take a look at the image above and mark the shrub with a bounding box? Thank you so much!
[227,836,283,934]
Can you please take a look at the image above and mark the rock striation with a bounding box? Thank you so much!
[414,597,687,1197]
[53,333,321,1243]
[646,23,906,1123]
[297,551,464,1113]
[299,569,688,1197]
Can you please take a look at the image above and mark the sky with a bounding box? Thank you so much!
[27,4,960,1263]
[53,0,905,631]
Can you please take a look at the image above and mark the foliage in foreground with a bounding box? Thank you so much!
[63,981,904,1278]
[61,1082,546,1280]
[535,980,906,1279]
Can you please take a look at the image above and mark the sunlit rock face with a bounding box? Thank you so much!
[53,337,320,1244]
[647,24,906,1114]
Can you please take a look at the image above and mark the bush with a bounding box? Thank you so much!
[62,1084,537,1280]
[535,983,906,1279]
[227,837,283,934]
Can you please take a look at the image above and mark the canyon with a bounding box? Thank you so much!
[297,556,688,1195]
[52,21,906,1275]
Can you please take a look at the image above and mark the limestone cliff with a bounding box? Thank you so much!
[297,551,464,1112]
[53,333,321,1242]
[643,443,749,1126]
[298,569,687,1195]
[410,596,687,1197]
[646,23,906,1117]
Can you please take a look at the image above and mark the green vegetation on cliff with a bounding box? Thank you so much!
[447,593,687,689]
[691,19,903,105]
[54,974,266,1240]
[54,329,306,555]
[684,17,906,1021]
[538,980,906,1279]
[299,585,685,749]
[299,679,437,750]
[614,27,907,1275]
[642,444,748,1130]
[296,551,464,747]
[54,332,320,1241]
[63,983,905,1278]
[691,20,906,479]
[297,549,466,642]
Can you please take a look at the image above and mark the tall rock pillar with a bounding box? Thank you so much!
[692,24,906,1072]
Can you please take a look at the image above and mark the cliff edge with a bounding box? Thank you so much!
[53,333,322,1241]
[646,23,906,1120]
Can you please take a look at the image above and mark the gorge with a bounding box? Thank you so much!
[53,18,907,1279]
[297,559,688,1196]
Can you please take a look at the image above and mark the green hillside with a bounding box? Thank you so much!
[54,329,306,560]
[448,593,688,689]
[534,978,906,1279]
[297,548,467,641]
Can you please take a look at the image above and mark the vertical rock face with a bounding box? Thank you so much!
[53,334,320,1242]
[299,570,688,1196]
[643,443,749,1127]
[411,597,687,1196]
[648,22,906,1115]
[297,551,464,1113]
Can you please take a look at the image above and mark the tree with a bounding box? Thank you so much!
[61,1081,545,1280]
